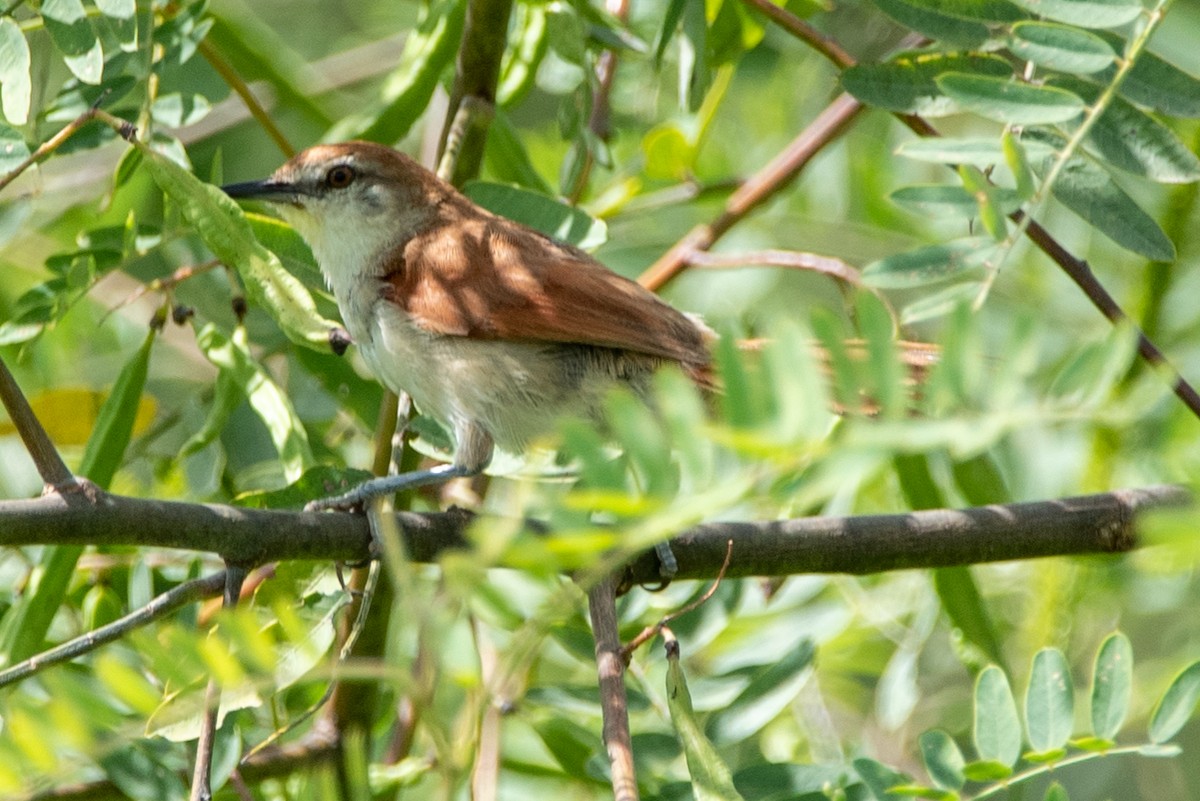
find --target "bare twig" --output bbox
[588,574,639,801]
[0,572,226,689]
[198,40,294,158]
[0,356,75,490]
[566,0,629,202]
[682,249,863,285]
[738,0,855,68]
[639,93,865,292]
[621,541,734,660]
[189,566,249,801]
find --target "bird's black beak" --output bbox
[221,179,298,203]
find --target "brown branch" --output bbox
[738,0,855,68]
[198,40,294,158]
[588,574,639,801]
[682,249,862,285]
[0,485,1183,584]
[0,572,226,689]
[639,93,865,291]
[0,356,75,489]
[189,567,249,801]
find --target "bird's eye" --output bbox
[325,165,356,189]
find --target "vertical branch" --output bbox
[189,565,249,801]
[437,0,516,184]
[588,575,639,801]
[566,0,630,203]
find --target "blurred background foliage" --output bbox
[2,0,1200,798]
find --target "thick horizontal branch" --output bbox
[0,485,1186,581]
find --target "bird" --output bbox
[222,141,715,541]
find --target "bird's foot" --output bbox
[304,464,474,513]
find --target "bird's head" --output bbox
[222,142,445,275]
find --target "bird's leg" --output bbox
[653,542,678,580]
[305,462,480,512]
[306,424,495,513]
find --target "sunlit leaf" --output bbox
[1149,660,1200,743]
[974,666,1021,766]
[667,641,747,800]
[1091,632,1133,740]
[1047,155,1175,260]
[42,0,103,84]
[463,181,607,249]
[872,0,989,46]
[920,730,966,790]
[864,238,998,288]
[0,19,32,125]
[843,54,1011,117]
[1009,22,1115,73]
[1025,648,1074,752]
[937,73,1085,124]
[1008,0,1141,28]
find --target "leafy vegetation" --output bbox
[1,0,1200,799]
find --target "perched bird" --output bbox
[223,141,714,521]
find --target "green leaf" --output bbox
[1008,0,1141,28]
[843,54,1011,117]
[1003,130,1037,199]
[1148,660,1200,743]
[642,123,695,181]
[706,640,815,744]
[1025,648,1075,752]
[897,136,1058,167]
[1008,22,1115,73]
[41,0,103,85]
[498,2,548,106]
[666,642,747,801]
[1091,632,1133,740]
[136,140,340,351]
[95,0,138,52]
[196,325,314,483]
[79,329,156,488]
[463,181,607,250]
[961,759,1012,781]
[891,184,1020,218]
[936,73,1085,124]
[887,0,1026,22]
[872,0,989,46]
[854,757,910,800]
[327,0,466,141]
[1061,79,1200,183]
[919,730,966,790]
[974,666,1021,766]
[886,784,958,800]
[0,18,32,125]
[957,165,1008,240]
[679,0,710,110]
[95,0,136,17]
[1047,155,1176,261]
[1044,781,1069,801]
[150,93,213,127]
[864,238,998,288]
[935,568,1005,667]
[0,122,30,173]
[1098,38,1200,117]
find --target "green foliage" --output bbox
[1,0,1200,799]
